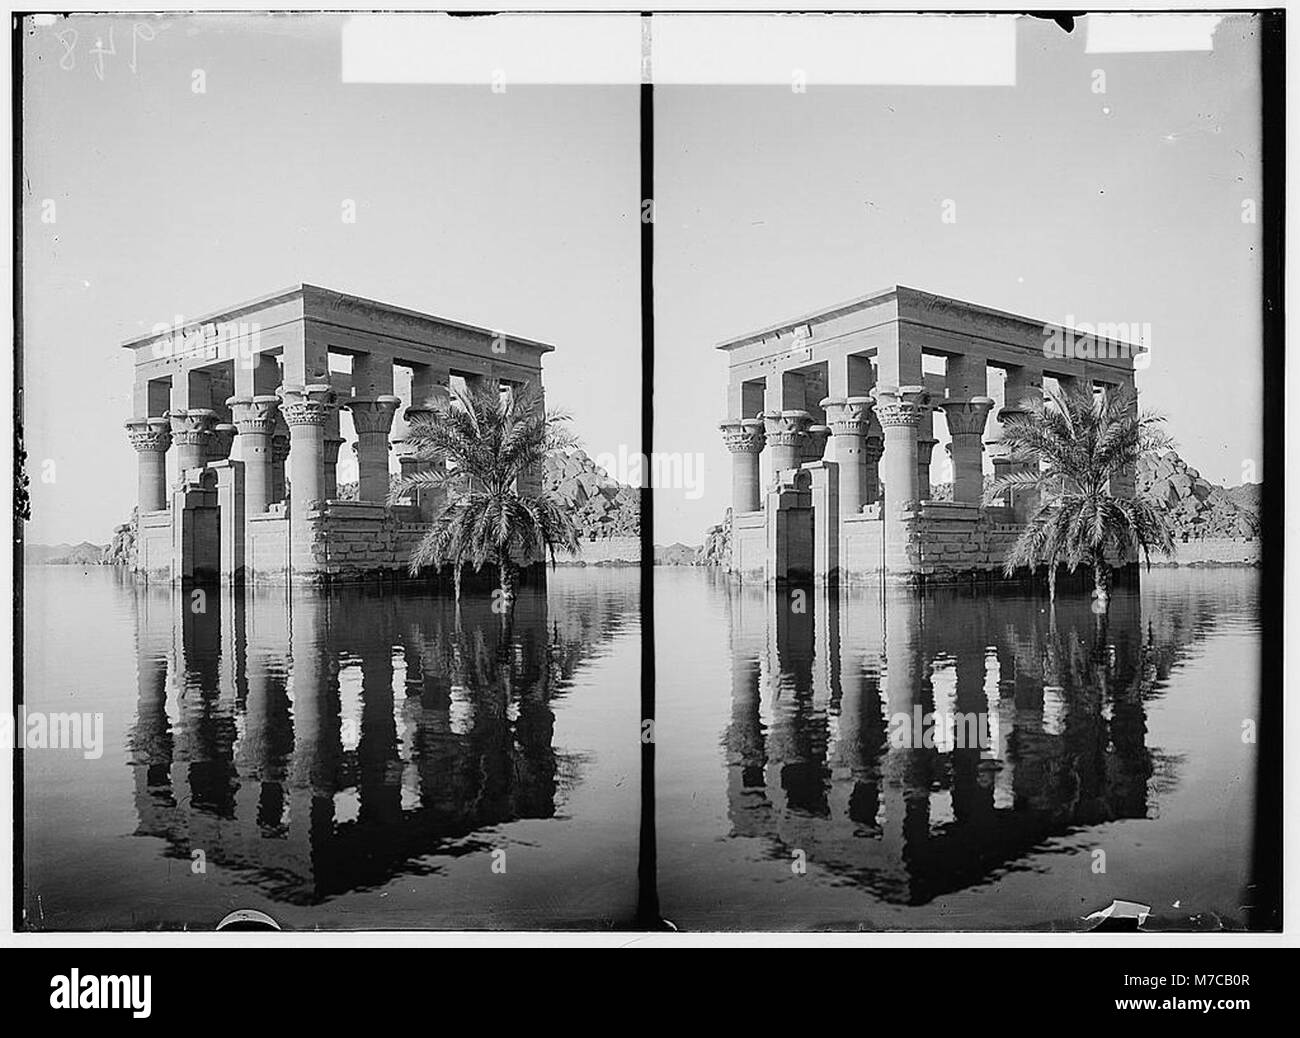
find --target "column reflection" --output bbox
[721,583,1181,905]
[128,580,631,907]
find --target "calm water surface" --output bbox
[23,565,1261,931]
[657,567,1260,931]
[23,566,640,930]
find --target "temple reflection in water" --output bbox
[128,580,635,908]
[721,582,1200,907]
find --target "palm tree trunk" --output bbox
[1047,564,1057,603]
[1093,557,1111,610]
[497,554,517,607]
[453,561,462,602]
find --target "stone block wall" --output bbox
[246,513,290,583]
[730,510,767,582]
[840,515,884,581]
[734,495,1140,587]
[137,509,173,582]
[142,494,629,590]
[901,504,1026,585]
[285,502,432,585]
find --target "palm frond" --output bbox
[997,380,1175,582]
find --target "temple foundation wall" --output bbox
[729,481,1136,587]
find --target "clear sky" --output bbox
[653,13,1265,545]
[21,13,640,544]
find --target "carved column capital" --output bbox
[761,409,813,447]
[872,385,928,428]
[719,417,766,454]
[270,434,291,464]
[278,383,338,427]
[917,438,938,465]
[939,396,996,436]
[819,395,874,437]
[227,394,281,436]
[165,408,219,446]
[125,417,171,453]
[344,395,402,434]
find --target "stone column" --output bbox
[762,410,812,480]
[940,397,996,504]
[989,367,1042,521]
[166,408,218,480]
[125,417,172,513]
[227,395,280,516]
[270,424,290,506]
[278,384,337,517]
[1109,380,1139,500]
[915,391,936,500]
[874,384,927,515]
[344,396,401,504]
[323,438,344,500]
[916,437,937,500]
[820,396,874,519]
[864,417,884,505]
[323,396,343,501]
[986,424,1037,521]
[208,423,237,463]
[720,418,766,514]
[391,435,420,504]
[400,406,446,517]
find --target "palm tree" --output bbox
[390,381,581,607]
[983,383,1175,611]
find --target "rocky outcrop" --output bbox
[1136,450,1260,541]
[654,542,702,566]
[543,450,640,539]
[699,511,731,567]
[102,509,137,567]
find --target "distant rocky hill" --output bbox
[654,542,702,566]
[25,541,108,566]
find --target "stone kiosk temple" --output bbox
[718,286,1143,585]
[124,285,552,585]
